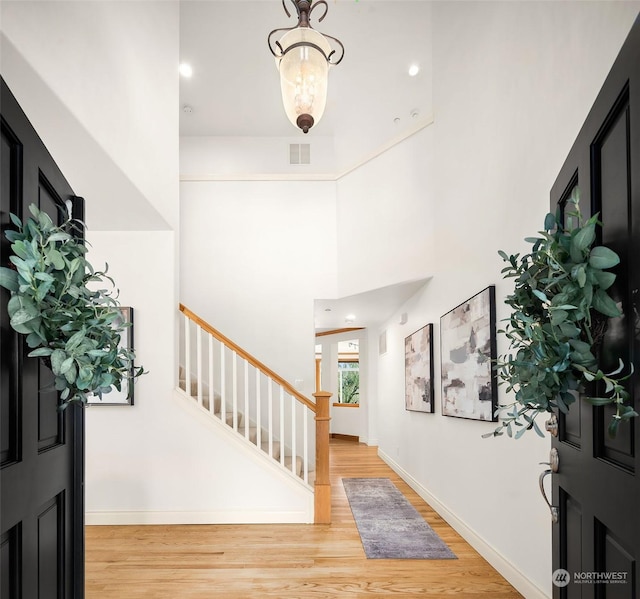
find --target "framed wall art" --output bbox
[405,323,434,413]
[87,306,135,406]
[440,286,497,421]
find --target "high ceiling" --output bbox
[179,0,433,170]
[179,0,434,329]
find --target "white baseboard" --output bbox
[378,449,550,599]
[85,390,315,527]
[86,509,312,526]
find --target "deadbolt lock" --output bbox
[545,414,559,437]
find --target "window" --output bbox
[338,360,359,404]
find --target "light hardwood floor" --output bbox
[86,440,522,598]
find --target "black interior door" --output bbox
[1,79,84,598]
[550,16,640,599]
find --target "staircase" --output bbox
[177,304,331,523]
[177,371,305,479]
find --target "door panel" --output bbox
[37,493,64,599]
[594,519,636,597]
[0,525,21,599]
[558,180,584,451]
[1,117,21,471]
[550,16,640,599]
[594,88,634,470]
[561,490,584,598]
[0,78,84,598]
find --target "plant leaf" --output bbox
[594,270,616,290]
[592,289,622,318]
[50,349,67,374]
[621,409,639,421]
[572,223,596,252]
[0,266,19,292]
[589,246,620,270]
[585,396,613,406]
[532,289,548,302]
[544,213,556,231]
[27,347,53,358]
[532,419,545,437]
[11,307,39,326]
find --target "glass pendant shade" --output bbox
[276,27,332,133]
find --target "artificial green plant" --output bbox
[0,204,145,407]
[487,197,636,439]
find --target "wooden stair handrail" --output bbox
[179,304,317,413]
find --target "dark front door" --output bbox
[550,16,640,599]
[1,79,84,598]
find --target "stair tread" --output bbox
[214,411,244,427]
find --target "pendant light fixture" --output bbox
[268,0,345,134]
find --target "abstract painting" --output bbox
[440,287,497,421]
[405,323,434,413]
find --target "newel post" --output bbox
[313,391,332,524]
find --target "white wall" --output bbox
[84,232,312,523]
[336,3,640,598]
[180,179,338,399]
[181,136,337,178]
[336,126,436,297]
[0,0,179,231]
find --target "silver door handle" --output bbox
[540,447,559,473]
[539,469,559,523]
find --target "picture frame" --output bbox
[440,286,497,421]
[404,323,434,413]
[87,306,135,406]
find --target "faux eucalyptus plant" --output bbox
[486,201,637,439]
[0,204,145,407]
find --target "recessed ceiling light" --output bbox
[345,314,356,323]
[408,64,420,77]
[179,63,193,78]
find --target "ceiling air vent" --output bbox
[289,143,311,165]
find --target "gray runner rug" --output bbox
[342,477,457,560]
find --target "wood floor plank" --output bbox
[86,440,523,598]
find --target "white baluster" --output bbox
[196,326,203,407]
[208,335,214,415]
[279,386,285,466]
[184,315,191,397]
[256,369,262,450]
[232,352,238,431]
[220,342,226,425]
[244,360,249,439]
[303,406,308,484]
[291,395,296,476]
[268,381,273,458]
